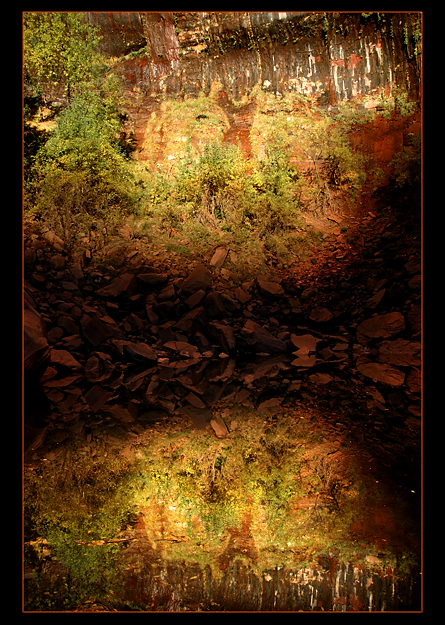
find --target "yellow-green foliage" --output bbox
[141,95,230,172]
[24,13,140,247]
[174,140,254,227]
[391,133,421,189]
[25,407,416,610]
[250,90,366,212]
[23,12,105,99]
[248,131,300,234]
[28,86,140,246]
[140,90,366,241]
[24,453,135,610]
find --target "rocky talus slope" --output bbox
[24,193,420,487]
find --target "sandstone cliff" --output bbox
[85,12,421,103]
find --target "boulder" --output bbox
[85,352,115,383]
[202,383,224,406]
[257,279,284,297]
[257,397,282,412]
[210,417,229,437]
[158,324,175,343]
[404,260,421,274]
[24,248,36,266]
[41,229,64,251]
[234,287,251,304]
[406,367,421,393]
[290,334,317,352]
[309,308,334,323]
[319,346,334,360]
[356,312,405,342]
[49,254,66,270]
[203,292,227,318]
[163,340,201,358]
[31,273,45,289]
[145,304,160,324]
[205,357,236,382]
[194,331,211,351]
[301,286,318,301]
[157,283,176,301]
[47,327,64,343]
[96,273,138,297]
[333,343,349,352]
[234,387,251,404]
[60,281,81,294]
[181,264,212,294]
[207,321,236,353]
[356,360,405,386]
[240,319,286,354]
[408,275,421,291]
[185,392,207,409]
[49,349,82,371]
[174,307,207,334]
[366,289,386,309]
[182,405,213,430]
[24,305,50,373]
[378,338,421,367]
[57,315,80,336]
[84,384,115,412]
[82,315,115,347]
[238,354,286,385]
[126,313,144,331]
[137,272,169,286]
[185,289,206,309]
[42,372,82,388]
[69,261,84,280]
[309,372,334,384]
[290,354,316,367]
[123,342,158,361]
[53,388,82,415]
[210,246,228,268]
[105,404,135,422]
[219,292,240,313]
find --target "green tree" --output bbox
[31,86,138,245]
[37,81,124,176]
[24,13,140,246]
[23,12,105,102]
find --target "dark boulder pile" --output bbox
[23,212,421,464]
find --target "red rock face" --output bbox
[348,111,421,189]
[83,12,421,171]
[85,12,146,57]
[86,12,421,103]
[350,116,404,165]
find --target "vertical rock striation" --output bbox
[86,12,421,103]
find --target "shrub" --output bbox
[24,13,141,247]
[24,123,50,187]
[140,95,229,171]
[250,132,300,234]
[391,133,421,189]
[30,87,139,247]
[250,91,365,216]
[174,140,253,228]
[146,172,175,207]
[394,92,418,117]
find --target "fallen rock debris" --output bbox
[23,213,421,456]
